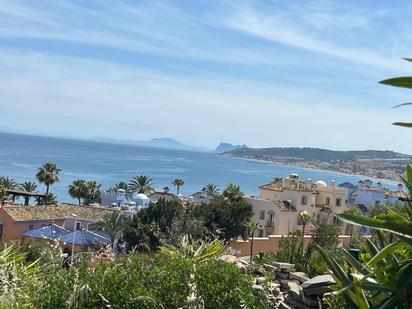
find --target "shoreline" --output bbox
[223,154,401,185]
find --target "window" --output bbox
[325,197,330,205]
[75,222,82,230]
[259,210,265,220]
[333,216,343,226]
[28,224,34,230]
[267,213,274,227]
[336,198,341,206]
[258,230,264,237]
[0,224,3,240]
[301,195,308,205]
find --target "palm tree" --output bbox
[84,180,102,205]
[299,210,312,236]
[203,184,220,196]
[108,181,132,199]
[245,221,260,263]
[90,212,126,248]
[172,179,185,195]
[44,193,58,205]
[68,179,87,205]
[0,176,18,205]
[222,183,243,203]
[18,181,38,205]
[298,210,312,253]
[128,175,154,194]
[36,163,61,195]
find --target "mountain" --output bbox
[92,136,209,152]
[224,147,412,161]
[215,143,248,153]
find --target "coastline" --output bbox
[222,154,401,185]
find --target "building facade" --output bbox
[245,174,348,237]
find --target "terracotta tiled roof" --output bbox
[1,204,118,222]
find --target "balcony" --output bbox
[265,220,274,227]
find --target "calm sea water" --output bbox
[0,132,398,203]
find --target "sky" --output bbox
[0,0,411,153]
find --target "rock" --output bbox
[272,262,294,269]
[263,263,277,271]
[235,262,247,273]
[254,265,267,276]
[237,259,250,266]
[252,284,265,293]
[277,272,289,280]
[278,301,293,309]
[303,286,333,296]
[280,279,299,288]
[290,272,309,283]
[255,276,266,285]
[267,282,281,291]
[301,274,336,290]
[284,281,302,299]
[218,255,238,263]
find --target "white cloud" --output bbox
[0,50,408,153]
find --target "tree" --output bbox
[222,183,243,203]
[245,221,260,263]
[107,181,132,199]
[84,181,102,205]
[299,210,312,236]
[36,163,61,195]
[195,194,253,241]
[44,193,58,205]
[19,181,38,205]
[203,184,219,196]
[312,223,340,250]
[0,176,18,204]
[68,179,87,205]
[90,212,126,247]
[172,179,184,195]
[128,175,154,194]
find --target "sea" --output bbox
[0,132,399,203]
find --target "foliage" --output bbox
[222,183,243,203]
[36,162,61,195]
[379,57,412,127]
[0,176,18,204]
[83,180,102,204]
[312,223,340,250]
[90,212,126,247]
[172,178,184,195]
[68,179,87,205]
[18,181,38,205]
[203,183,220,195]
[107,181,133,199]
[129,175,154,194]
[44,193,58,205]
[317,164,412,308]
[194,193,253,241]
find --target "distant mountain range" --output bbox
[214,143,248,153]
[224,147,412,161]
[92,137,210,152]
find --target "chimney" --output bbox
[397,183,404,192]
[376,182,382,191]
[164,186,170,193]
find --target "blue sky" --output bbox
[0,0,411,153]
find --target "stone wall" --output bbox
[229,235,354,257]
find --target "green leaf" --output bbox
[402,57,412,63]
[393,122,412,128]
[366,241,408,268]
[393,102,412,108]
[316,245,350,285]
[379,76,412,89]
[342,249,370,275]
[378,295,399,309]
[336,213,412,239]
